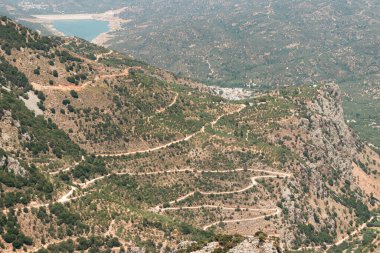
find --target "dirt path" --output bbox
[292,216,377,252]
[57,186,78,204]
[2,102,277,239]
[204,57,216,78]
[22,186,78,210]
[124,168,288,177]
[31,81,88,92]
[49,162,80,176]
[156,92,179,113]
[328,216,375,249]
[79,175,107,188]
[95,128,203,158]
[2,164,289,249]
[28,236,80,253]
[0,186,81,215]
[73,167,289,232]
[203,208,281,230]
[80,167,289,188]
[160,205,278,212]
[149,169,290,230]
[97,104,246,157]
[152,204,279,230]
[31,67,138,92]
[96,50,113,61]
[105,219,116,237]
[20,165,372,252]
[48,155,85,176]
[151,169,290,207]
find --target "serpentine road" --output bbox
[150,169,290,230]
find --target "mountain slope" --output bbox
[2,0,380,151]
[0,17,379,252]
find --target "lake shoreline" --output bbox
[18,7,131,45]
[52,19,110,42]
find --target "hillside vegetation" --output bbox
[2,0,380,150]
[0,17,379,252]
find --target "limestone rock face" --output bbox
[128,247,145,253]
[192,242,220,253]
[307,84,358,176]
[7,156,29,177]
[0,152,29,177]
[264,84,366,247]
[228,237,278,253]
[0,154,6,168]
[175,241,197,252]
[185,238,278,253]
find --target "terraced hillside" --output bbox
[0,17,379,252]
[3,0,380,157]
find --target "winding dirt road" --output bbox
[57,186,78,204]
[49,161,81,175]
[203,208,281,230]
[96,127,204,158]
[0,186,80,215]
[149,169,290,230]
[95,50,113,61]
[31,67,139,92]
[292,216,377,252]
[73,167,289,232]
[156,92,179,113]
[2,103,283,241]
[96,104,246,157]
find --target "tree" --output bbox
[36,249,49,253]
[12,238,23,249]
[37,91,46,101]
[70,90,79,99]
[67,76,76,84]
[2,233,16,243]
[255,231,267,243]
[67,105,75,113]
[62,99,71,106]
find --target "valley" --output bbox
[0,12,379,253]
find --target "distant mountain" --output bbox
[0,16,379,252]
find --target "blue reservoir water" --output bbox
[52,19,109,42]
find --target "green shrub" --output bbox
[0,56,31,91]
[0,90,83,159]
[70,90,79,98]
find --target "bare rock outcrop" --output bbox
[228,237,278,253]
[0,151,29,177]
